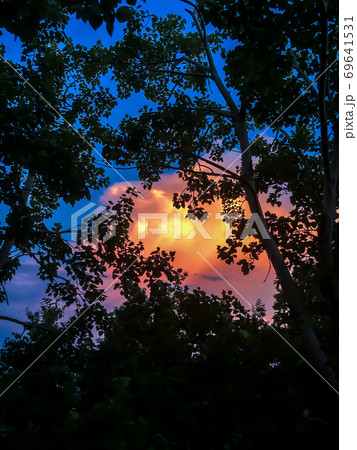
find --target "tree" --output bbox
[0,0,151,307]
[0,275,338,449]
[0,28,108,316]
[0,0,141,40]
[96,0,338,388]
[0,1,338,445]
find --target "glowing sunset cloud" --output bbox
[99,170,291,315]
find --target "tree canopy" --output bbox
[0,0,338,448]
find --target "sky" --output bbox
[0,0,284,342]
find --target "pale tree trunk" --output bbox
[0,171,34,272]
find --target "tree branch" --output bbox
[150,68,212,79]
[193,107,234,118]
[0,315,56,335]
[146,56,209,73]
[184,6,239,117]
[287,48,319,102]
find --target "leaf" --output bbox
[106,19,114,36]
[116,5,133,23]
[90,0,102,15]
[88,13,103,30]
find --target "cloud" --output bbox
[193,273,222,282]
[99,170,291,314]
[1,164,290,341]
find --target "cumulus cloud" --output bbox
[99,171,290,314]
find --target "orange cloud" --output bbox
[99,171,292,315]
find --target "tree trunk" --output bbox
[318,171,338,312]
[234,117,338,390]
[316,0,339,312]
[183,3,338,389]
